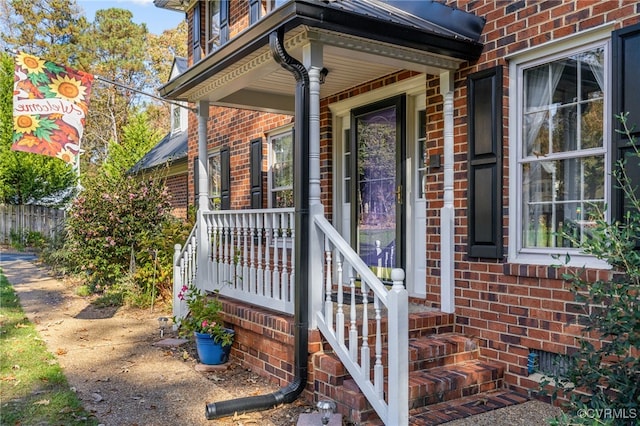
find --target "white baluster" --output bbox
[281,212,289,303]
[256,213,264,296]
[361,281,370,382]
[349,277,358,362]
[249,213,256,294]
[272,212,280,299]
[374,293,383,399]
[336,273,344,344]
[324,246,332,327]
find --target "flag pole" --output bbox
[94,75,196,112]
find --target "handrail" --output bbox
[313,214,408,425]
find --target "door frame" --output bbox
[350,95,406,281]
[329,75,427,297]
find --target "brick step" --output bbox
[408,389,530,425]
[408,359,504,409]
[408,333,479,372]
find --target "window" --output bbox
[208,152,221,210]
[510,36,609,266]
[206,0,220,54]
[268,129,293,208]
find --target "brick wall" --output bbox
[165,172,189,220]
[421,0,640,393]
[187,106,293,209]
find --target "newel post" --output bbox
[387,268,408,425]
[173,243,183,329]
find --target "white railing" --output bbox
[173,222,198,323]
[313,215,409,426]
[174,209,408,424]
[203,208,295,314]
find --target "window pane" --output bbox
[209,154,221,210]
[207,0,220,53]
[523,110,549,157]
[581,99,603,149]
[552,105,577,153]
[552,60,576,106]
[522,155,604,248]
[270,131,293,207]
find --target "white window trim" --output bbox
[508,30,612,269]
[267,126,294,208]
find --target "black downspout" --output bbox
[205,27,310,420]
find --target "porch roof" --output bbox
[156,0,484,114]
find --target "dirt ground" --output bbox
[1,252,315,426]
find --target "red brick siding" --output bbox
[187,106,293,209]
[165,173,189,220]
[423,0,640,393]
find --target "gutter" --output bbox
[205,27,310,420]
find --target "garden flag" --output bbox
[12,52,94,163]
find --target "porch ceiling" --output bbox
[158,0,484,114]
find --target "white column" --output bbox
[303,42,324,328]
[440,72,455,314]
[197,100,210,289]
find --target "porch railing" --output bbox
[173,209,408,424]
[173,221,198,322]
[202,209,295,314]
[313,214,408,425]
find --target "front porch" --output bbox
[159,2,494,423]
[172,207,519,424]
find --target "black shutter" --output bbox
[249,0,260,24]
[250,138,263,208]
[220,147,231,210]
[220,0,229,45]
[467,66,503,258]
[612,23,640,222]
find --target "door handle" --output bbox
[396,185,402,205]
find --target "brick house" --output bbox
[154,1,640,424]
[131,57,189,220]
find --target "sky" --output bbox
[77,0,185,35]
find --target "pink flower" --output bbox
[202,320,209,327]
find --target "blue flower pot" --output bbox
[194,331,233,365]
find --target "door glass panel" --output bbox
[356,106,397,281]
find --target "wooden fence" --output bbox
[0,204,66,244]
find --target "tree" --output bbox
[102,109,163,178]
[78,8,151,171]
[0,0,89,67]
[0,52,76,206]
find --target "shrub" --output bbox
[64,172,173,293]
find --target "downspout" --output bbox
[205,27,310,420]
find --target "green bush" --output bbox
[64,172,173,293]
[545,113,640,424]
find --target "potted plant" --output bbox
[176,284,234,365]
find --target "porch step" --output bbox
[408,389,530,425]
[313,326,509,425]
[408,333,478,371]
[408,359,504,408]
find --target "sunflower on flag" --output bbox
[12,52,94,164]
